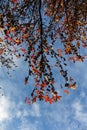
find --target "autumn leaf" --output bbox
[9,37,13,42]
[32,97,36,103]
[57,95,62,101]
[5,23,10,27]
[49,98,53,104]
[20,48,27,53]
[43,48,49,53]
[55,15,60,22]
[76,42,80,48]
[0,38,3,42]
[12,0,18,4]
[41,83,47,88]
[65,46,71,54]
[22,34,28,39]
[75,56,84,62]
[10,27,16,31]
[51,91,57,96]
[0,49,4,54]
[50,80,55,85]
[52,95,62,102]
[36,29,40,33]
[16,53,21,58]
[82,43,87,48]
[64,90,70,94]
[68,56,75,62]
[34,77,39,82]
[1,0,87,105]
[25,97,30,105]
[24,77,28,85]
[44,95,49,102]
[69,82,77,89]
[14,39,20,45]
[57,49,63,57]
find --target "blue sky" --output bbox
[0,11,87,130]
[0,43,87,130]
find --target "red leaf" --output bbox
[68,56,75,62]
[0,49,4,54]
[64,90,70,94]
[24,77,28,85]
[41,83,47,88]
[49,98,53,104]
[20,48,27,53]
[12,0,18,4]
[25,97,30,105]
[44,96,49,102]
[82,43,87,48]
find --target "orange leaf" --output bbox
[22,34,28,38]
[76,42,80,48]
[41,83,47,88]
[36,29,40,33]
[69,82,77,89]
[14,39,20,45]
[49,98,53,104]
[64,90,70,94]
[43,48,48,53]
[10,27,16,31]
[65,46,71,54]
[5,23,10,27]
[45,96,49,102]
[20,48,27,53]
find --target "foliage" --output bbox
[0,0,87,104]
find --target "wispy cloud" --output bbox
[72,100,87,125]
[18,118,38,130]
[0,96,11,122]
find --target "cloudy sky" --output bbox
[0,11,87,130]
[0,46,87,130]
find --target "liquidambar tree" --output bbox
[0,0,87,104]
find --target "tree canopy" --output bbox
[0,0,87,104]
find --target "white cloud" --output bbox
[29,103,41,117]
[0,95,41,130]
[0,96,11,122]
[72,100,87,125]
[16,103,41,119]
